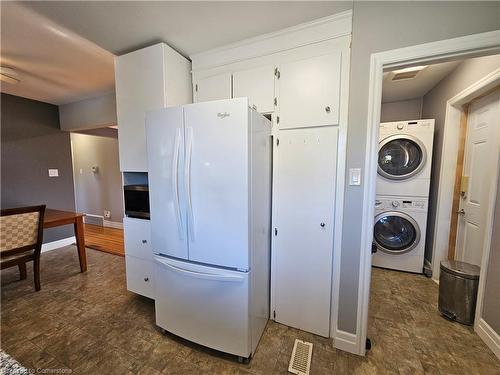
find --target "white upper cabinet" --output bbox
[194,72,232,103]
[277,52,341,129]
[115,43,191,172]
[233,66,275,113]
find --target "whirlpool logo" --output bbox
[217,112,230,119]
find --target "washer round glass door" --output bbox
[378,135,426,180]
[374,212,420,254]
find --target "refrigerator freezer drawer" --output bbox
[154,256,251,357]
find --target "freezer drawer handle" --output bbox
[156,258,244,283]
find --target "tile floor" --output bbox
[1,246,499,374]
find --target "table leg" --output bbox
[74,217,87,272]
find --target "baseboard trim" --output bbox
[334,329,358,354]
[103,220,123,229]
[42,236,76,253]
[476,318,500,360]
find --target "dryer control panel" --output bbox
[375,197,428,211]
[379,119,435,133]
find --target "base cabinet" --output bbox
[125,255,154,299]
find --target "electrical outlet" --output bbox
[104,210,111,219]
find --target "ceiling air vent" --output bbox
[390,65,427,81]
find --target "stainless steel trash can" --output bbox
[438,260,480,325]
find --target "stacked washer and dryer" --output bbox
[373,119,435,274]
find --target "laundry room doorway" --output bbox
[356,30,500,366]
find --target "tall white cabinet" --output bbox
[190,12,351,341]
[116,43,192,172]
[115,43,192,299]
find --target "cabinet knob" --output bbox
[142,239,147,244]
[320,222,326,228]
[325,106,331,113]
[144,277,149,282]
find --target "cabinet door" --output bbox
[277,52,341,129]
[125,256,154,299]
[194,73,232,103]
[123,217,152,260]
[272,127,338,337]
[233,66,275,113]
[115,44,165,172]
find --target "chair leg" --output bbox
[33,257,41,291]
[18,262,27,280]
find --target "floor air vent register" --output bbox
[288,339,313,375]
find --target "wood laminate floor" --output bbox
[1,247,499,374]
[84,224,124,257]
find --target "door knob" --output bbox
[142,239,148,244]
[325,106,331,113]
[144,277,149,282]
[320,222,326,228]
[456,209,465,215]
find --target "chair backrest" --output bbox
[0,205,46,254]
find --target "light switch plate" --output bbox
[48,169,59,177]
[349,168,361,186]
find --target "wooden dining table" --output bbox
[43,209,87,272]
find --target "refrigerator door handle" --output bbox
[185,126,195,240]
[155,256,244,282]
[172,128,183,239]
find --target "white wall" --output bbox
[339,1,500,335]
[59,92,117,131]
[71,129,123,223]
[380,98,422,123]
[422,54,500,265]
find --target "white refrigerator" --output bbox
[146,98,272,360]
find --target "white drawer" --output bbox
[125,256,154,299]
[124,217,152,260]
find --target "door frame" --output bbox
[357,30,500,356]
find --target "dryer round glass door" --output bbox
[378,135,427,180]
[373,212,421,254]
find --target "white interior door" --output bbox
[277,52,341,129]
[183,98,249,270]
[146,107,188,259]
[233,65,275,113]
[194,72,232,103]
[456,90,500,266]
[272,126,338,337]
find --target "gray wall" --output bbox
[1,93,76,243]
[380,98,422,122]
[59,92,117,131]
[71,130,123,223]
[483,163,500,334]
[422,54,500,264]
[339,1,500,334]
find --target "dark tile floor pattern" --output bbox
[1,247,499,374]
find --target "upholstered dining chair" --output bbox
[0,205,45,291]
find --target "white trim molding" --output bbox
[42,236,76,253]
[476,319,500,360]
[358,30,500,356]
[190,10,352,71]
[334,330,358,354]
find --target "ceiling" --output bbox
[0,2,115,105]
[382,61,461,103]
[1,1,352,105]
[21,1,353,57]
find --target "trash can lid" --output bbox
[440,260,480,280]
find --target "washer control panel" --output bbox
[375,198,427,211]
